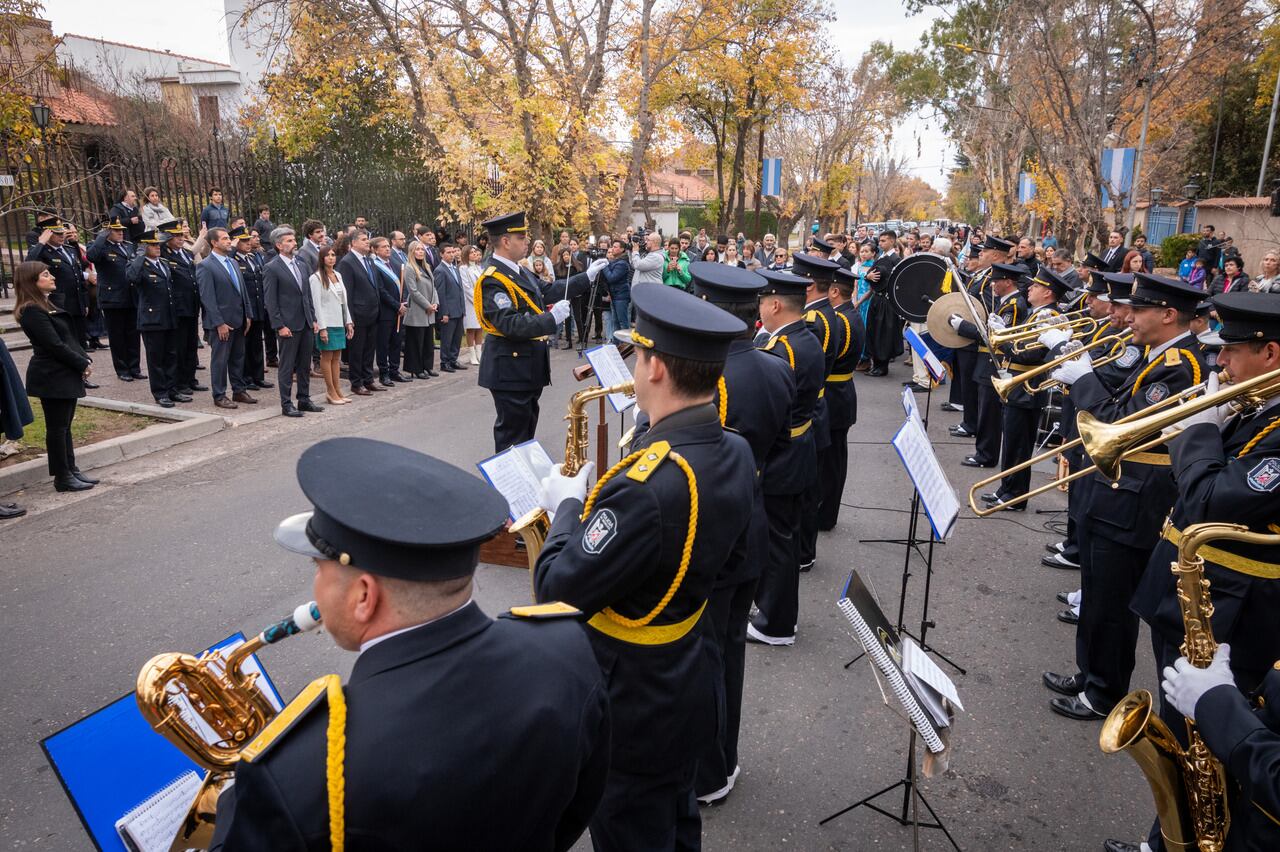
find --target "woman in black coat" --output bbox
[13,261,97,492]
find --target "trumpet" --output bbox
[990,330,1133,401]
[988,311,1101,353]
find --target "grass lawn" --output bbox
[1,405,157,469]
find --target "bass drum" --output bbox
[888,253,952,323]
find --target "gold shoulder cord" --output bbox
[475,267,544,336]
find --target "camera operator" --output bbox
[630,231,664,288]
[602,238,632,338]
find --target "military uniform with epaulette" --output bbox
[954,262,1027,467]
[951,264,991,433]
[234,237,270,389]
[818,268,866,532]
[128,231,180,403]
[534,285,754,851]
[86,219,142,380]
[1048,274,1208,720]
[749,270,826,646]
[159,222,203,394]
[26,216,89,345]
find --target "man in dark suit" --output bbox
[263,226,324,417]
[389,230,409,277]
[197,227,255,409]
[87,217,143,382]
[1100,229,1126,272]
[336,230,383,396]
[297,219,326,274]
[128,230,184,407]
[370,236,410,385]
[109,188,146,242]
[235,228,273,392]
[421,229,441,270]
[209,438,610,852]
[434,243,467,372]
[27,216,90,357]
[159,220,206,396]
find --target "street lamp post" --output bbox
[30,98,51,136]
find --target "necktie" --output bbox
[224,256,241,293]
[290,258,304,290]
[365,257,375,284]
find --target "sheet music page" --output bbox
[901,386,924,432]
[901,638,963,728]
[903,326,947,383]
[513,440,555,483]
[891,418,961,539]
[584,345,635,413]
[214,638,284,712]
[114,770,202,852]
[477,443,546,521]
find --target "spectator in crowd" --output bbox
[532,255,554,285]
[662,237,692,290]
[474,232,488,258]
[197,227,255,409]
[760,233,778,261]
[263,226,322,416]
[1042,232,1059,250]
[369,236,409,386]
[336,229,381,396]
[353,215,372,236]
[678,232,695,264]
[434,243,466,371]
[742,240,763,270]
[767,247,789,270]
[631,232,665,290]
[852,241,876,366]
[553,247,583,349]
[1187,257,1209,290]
[735,231,746,255]
[692,230,712,259]
[722,242,745,268]
[1211,254,1250,295]
[1123,250,1146,276]
[199,188,230,231]
[460,245,484,366]
[1047,248,1082,290]
[403,241,439,379]
[1221,236,1239,268]
[14,261,95,492]
[1100,229,1126,271]
[601,238,631,338]
[252,205,275,246]
[700,245,719,263]
[715,233,729,260]
[298,220,327,272]
[918,233,934,253]
[309,244,354,404]
[1178,248,1197,280]
[109,189,146,242]
[140,187,175,231]
[419,229,440,269]
[1132,234,1154,272]
[0,332,34,518]
[1255,250,1280,292]
[1015,236,1039,275]
[1196,224,1222,272]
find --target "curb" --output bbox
[0,398,226,496]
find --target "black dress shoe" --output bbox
[1049,695,1104,720]
[169,392,193,403]
[0,503,26,519]
[83,379,100,389]
[867,367,887,376]
[155,397,175,408]
[940,402,963,412]
[189,383,209,392]
[983,495,1027,512]
[1102,841,1141,852]
[1058,608,1080,625]
[949,426,974,438]
[441,364,456,372]
[297,400,324,413]
[414,372,431,380]
[117,373,134,382]
[1042,671,1083,696]
[131,372,147,380]
[282,404,303,417]
[1046,541,1066,555]
[367,382,387,391]
[54,474,93,492]
[391,373,413,382]
[960,455,994,468]
[1056,591,1073,605]
[257,379,274,388]
[379,378,395,387]
[426,369,440,377]
[452,361,469,370]
[980,492,1000,503]
[1042,553,1081,570]
[71,468,99,485]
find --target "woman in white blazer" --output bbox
[308,244,355,404]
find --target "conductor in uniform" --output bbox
[209,437,611,851]
[474,211,608,451]
[534,284,756,851]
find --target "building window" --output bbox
[198,95,220,128]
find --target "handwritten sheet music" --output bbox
[114,771,202,852]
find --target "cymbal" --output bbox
[889,253,950,323]
[927,291,987,350]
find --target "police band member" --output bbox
[686,262,795,804]
[159,220,207,396]
[128,230,185,408]
[27,215,90,355]
[950,260,1027,468]
[533,283,755,850]
[949,235,1014,440]
[980,267,1070,511]
[475,211,608,452]
[210,437,610,851]
[1041,273,1207,721]
[1105,292,1280,852]
[232,226,275,393]
[86,217,144,383]
[822,267,866,532]
[748,269,826,647]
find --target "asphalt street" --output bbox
[0,348,1155,851]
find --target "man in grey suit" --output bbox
[433,244,466,372]
[197,227,255,409]
[297,219,327,274]
[263,226,324,417]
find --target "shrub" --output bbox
[1159,232,1200,268]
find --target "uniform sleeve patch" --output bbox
[582,509,618,555]
[1117,346,1141,368]
[1247,458,1280,492]
[493,292,512,310]
[1145,382,1170,403]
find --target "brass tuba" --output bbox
[509,381,635,569]
[136,601,323,850]
[1100,522,1280,851]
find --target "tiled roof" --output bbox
[47,87,117,126]
[1195,196,1270,209]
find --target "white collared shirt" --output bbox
[357,596,474,657]
[1145,330,1192,363]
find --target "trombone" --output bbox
[990,330,1133,401]
[987,311,1101,353]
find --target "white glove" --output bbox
[586,258,609,282]
[540,462,595,511]
[948,313,964,331]
[1173,371,1227,432]
[1038,327,1072,352]
[550,300,572,323]
[986,314,1007,331]
[1162,644,1234,722]
[1050,351,1093,386]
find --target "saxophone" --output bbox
[1100,521,1280,852]
[509,381,635,570]
[136,602,323,850]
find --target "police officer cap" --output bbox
[274,438,508,580]
[1084,268,1111,295]
[228,225,251,241]
[983,235,1015,253]
[990,262,1029,282]
[1083,252,1109,271]
[1194,300,1214,319]
[615,283,746,361]
[1201,292,1280,345]
[1115,272,1202,312]
[137,229,162,244]
[36,214,65,233]
[106,216,127,231]
[756,268,810,297]
[158,219,184,236]
[480,211,528,237]
[690,261,763,304]
[790,252,841,283]
[1104,272,1135,303]
[811,236,836,254]
[1026,267,1072,300]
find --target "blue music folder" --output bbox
[40,633,283,851]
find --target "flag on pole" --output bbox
[979,197,988,216]
[761,158,782,197]
[1018,172,1036,205]
[1099,148,1136,209]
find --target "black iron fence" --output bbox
[1,127,442,281]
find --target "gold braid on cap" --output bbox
[629,330,656,349]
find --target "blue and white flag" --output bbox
[1018,172,1036,205]
[761,158,782,197]
[978,197,988,216]
[1100,147,1136,209]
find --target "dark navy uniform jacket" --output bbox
[26,242,87,316]
[85,232,135,311]
[476,257,588,393]
[956,288,1019,383]
[1198,665,1280,850]
[998,300,1054,410]
[235,251,268,323]
[828,301,865,430]
[209,602,610,852]
[128,254,177,331]
[1070,332,1207,546]
[535,403,755,775]
[162,245,201,319]
[760,318,824,496]
[1134,407,1280,680]
[804,297,842,448]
